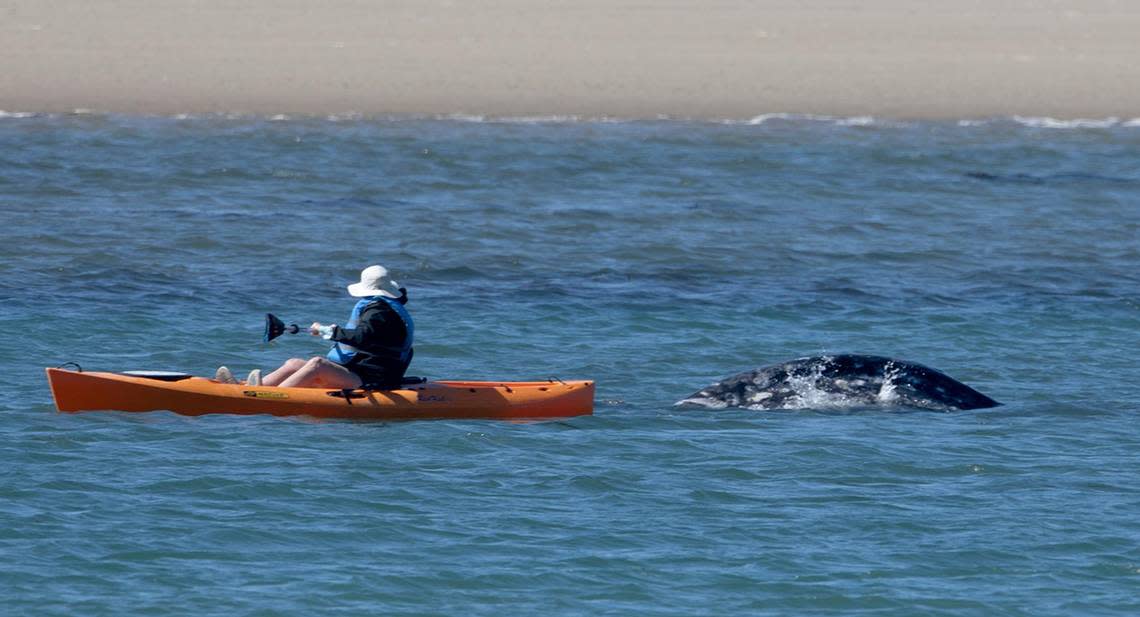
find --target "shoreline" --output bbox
[3,1,1139,120]
[3,110,1139,130]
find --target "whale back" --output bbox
[677,354,1000,411]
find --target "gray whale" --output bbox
[677,354,1000,411]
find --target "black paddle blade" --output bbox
[265,313,301,342]
[265,313,285,342]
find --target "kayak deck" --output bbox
[45,368,594,421]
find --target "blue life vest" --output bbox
[327,295,414,365]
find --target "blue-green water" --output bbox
[2,113,1139,615]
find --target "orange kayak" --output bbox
[45,368,594,421]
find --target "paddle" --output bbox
[265,289,407,342]
[265,313,339,342]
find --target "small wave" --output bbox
[743,113,796,125]
[438,113,625,124]
[740,113,886,127]
[1123,118,1140,128]
[443,113,487,123]
[501,114,617,124]
[326,112,364,122]
[1012,116,1120,129]
[0,111,36,119]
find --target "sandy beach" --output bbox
[2,0,1138,119]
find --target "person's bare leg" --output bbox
[261,357,308,387]
[278,357,363,389]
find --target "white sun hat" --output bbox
[347,265,400,298]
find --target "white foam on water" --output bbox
[834,116,876,127]
[768,381,851,410]
[436,113,624,124]
[734,114,1137,130]
[442,113,487,123]
[757,358,864,410]
[497,115,587,124]
[0,111,36,119]
[740,113,886,127]
[743,113,796,125]
[876,363,901,405]
[326,112,364,122]
[1012,116,1120,129]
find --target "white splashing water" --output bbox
[749,359,872,410]
[1012,116,1120,129]
[834,116,876,127]
[742,113,882,127]
[876,362,902,404]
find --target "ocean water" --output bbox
[2,112,1139,615]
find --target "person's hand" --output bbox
[310,323,336,339]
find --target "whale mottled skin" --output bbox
[677,354,1000,411]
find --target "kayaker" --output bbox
[224,265,414,389]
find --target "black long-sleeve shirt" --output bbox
[329,297,413,385]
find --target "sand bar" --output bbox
[2,1,1139,120]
